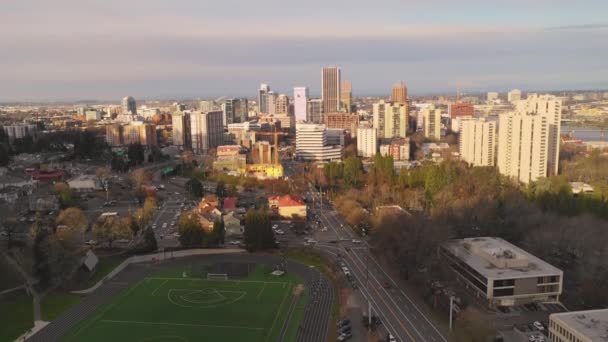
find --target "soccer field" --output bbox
[64,268,301,342]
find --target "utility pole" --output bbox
[449,296,455,331]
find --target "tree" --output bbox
[143,228,158,252]
[178,213,205,247]
[56,207,88,249]
[93,216,132,248]
[0,143,10,166]
[210,219,225,246]
[127,143,145,165]
[2,217,18,249]
[53,182,73,207]
[142,197,157,223]
[243,208,275,251]
[186,178,203,198]
[343,157,363,188]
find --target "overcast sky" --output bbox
[1,0,607,101]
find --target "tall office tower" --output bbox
[340,81,352,113]
[307,99,323,123]
[276,94,290,115]
[422,105,441,140]
[487,92,499,102]
[295,123,342,161]
[497,113,549,184]
[293,87,309,122]
[173,103,186,112]
[171,111,191,149]
[356,126,377,158]
[199,100,215,112]
[121,96,137,115]
[391,82,408,104]
[190,111,224,154]
[266,91,278,115]
[459,118,497,167]
[322,67,341,113]
[222,98,248,125]
[258,83,270,114]
[515,94,562,176]
[449,102,475,118]
[372,100,408,139]
[508,89,522,103]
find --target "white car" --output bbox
[229,240,241,245]
[320,227,328,232]
[152,224,157,229]
[341,267,350,276]
[308,239,317,244]
[388,333,397,342]
[351,239,362,244]
[533,321,544,331]
[275,229,284,235]
[172,232,181,238]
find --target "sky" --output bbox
[1,0,608,101]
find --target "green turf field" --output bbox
[63,266,302,342]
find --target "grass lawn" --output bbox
[63,265,305,342]
[0,291,33,342]
[0,254,25,291]
[42,292,83,321]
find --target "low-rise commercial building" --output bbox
[549,309,608,342]
[269,194,307,219]
[440,237,563,308]
[379,138,410,161]
[295,123,342,161]
[67,175,102,192]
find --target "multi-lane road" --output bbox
[308,189,447,342]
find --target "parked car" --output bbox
[382,281,391,289]
[533,321,544,331]
[387,333,397,342]
[336,318,350,328]
[351,239,362,244]
[337,331,352,341]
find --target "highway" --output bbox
[308,189,447,342]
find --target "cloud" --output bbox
[547,24,608,31]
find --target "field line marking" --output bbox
[101,319,264,331]
[257,282,267,300]
[66,279,147,341]
[265,284,292,342]
[151,279,168,296]
[146,277,288,285]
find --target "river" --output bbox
[561,125,608,142]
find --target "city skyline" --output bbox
[1,0,607,101]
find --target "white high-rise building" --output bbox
[356,126,377,158]
[459,118,497,167]
[422,105,441,140]
[507,89,522,103]
[295,123,342,161]
[372,100,408,139]
[121,96,137,115]
[172,111,191,148]
[190,111,224,154]
[266,91,278,115]
[515,94,562,176]
[294,87,309,122]
[487,92,499,102]
[497,113,549,184]
[258,84,270,114]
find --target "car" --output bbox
[340,224,344,228]
[172,232,181,238]
[351,239,362,244]
[85,239,97,246]
[382,281,391,288]
[272,224,279,229]
[533,321,544,331]
[308,239,317,244]
[320,227,328,232]
[162,223,168,228]
[387,333,397,342]
[338,325,351,335]
[341,267,350,276]
[336,318,350,328]
[170,222,175,227]
[275,229,284,235]
[152,224,157,229]
[337,331,352,341]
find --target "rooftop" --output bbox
[442,237,562,280]
[551,309,608,341]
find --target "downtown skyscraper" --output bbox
[293,87,309,122]
[391,82,408,105]
[322,67,341,113]
[258,83,270,114]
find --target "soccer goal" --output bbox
[206,273,229,280]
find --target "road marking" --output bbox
[257,282,266,300]
[151,279,168,296]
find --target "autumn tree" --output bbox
[53,182,73,207]
[178,213,205,247]
[93,216,132,248]
[56,207,88,249]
